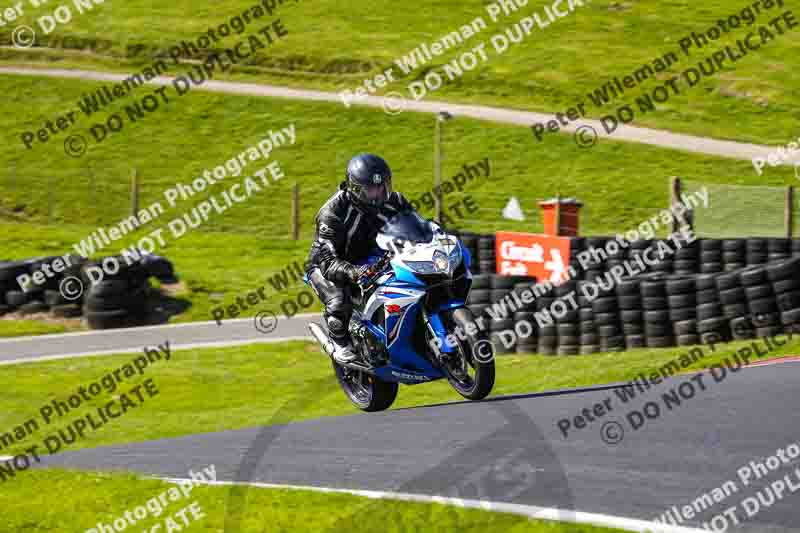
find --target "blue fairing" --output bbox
[427,311,457,353]
[306,239,471,385]
[393,263,425,286]
[375,298,443,382]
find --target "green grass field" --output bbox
[3,469,625,533]
[8,73,792,237]
[1,0,798,144]
[0,318,75,337]
[2,72,795,327]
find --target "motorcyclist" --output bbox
[306,153,414,363]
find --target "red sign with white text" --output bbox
[495,231,572,283]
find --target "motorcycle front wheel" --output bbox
[332,362,398,412]
[440,307,495,400]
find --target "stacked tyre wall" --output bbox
[457,232,800,354]
[0,256,85,319]
[0,255,176,329]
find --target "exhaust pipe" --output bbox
[308,322,335,357]
[308,322,374,373]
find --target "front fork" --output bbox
[420,305,460,364]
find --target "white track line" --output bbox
[160,477,704,533]
[745,355,800,367]
[0,313,322,344]
[0,335,313,366]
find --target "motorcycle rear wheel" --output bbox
[332,362,398,412]
[441,307,495,400]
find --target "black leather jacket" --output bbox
[306,184,413,284]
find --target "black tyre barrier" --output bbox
[86,309,131,329]
[467,289,490,304]
[0,253,177,328]
[44,289,67,307]
[0,261,28,283]
[471,234,800,356]
[19,301,48,315]
[470,274,491,289]
[84,288,147,312]
[5,290,29,308]
[467,303,489,318]
[51,304,82,318]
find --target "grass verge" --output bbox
[0,318,75,337]
[2,469,625,533]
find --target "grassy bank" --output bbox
[1,0,798,143]
[2,469,624,533]
[2,72,794,327]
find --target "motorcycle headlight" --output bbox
[433,250,449,272]
[448,243,462,267]
[405,260,438,274]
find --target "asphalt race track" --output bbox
[38,359,800,532]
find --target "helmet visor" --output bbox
[354,177,392,206]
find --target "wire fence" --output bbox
[3,160,696,240]
[682,179,798,238]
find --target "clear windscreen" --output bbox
[379,212,434,244]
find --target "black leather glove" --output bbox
[346,264,370,283]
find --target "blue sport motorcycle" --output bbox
[307,211,495,412]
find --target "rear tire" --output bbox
[332,362,398,412]
[441,307,495,400]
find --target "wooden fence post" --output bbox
[291,182,299,240]
[48,174,53,224]
[670,176,682,233]
[130,168,140,222]
[554,192,562,236]
[786,186,794,239]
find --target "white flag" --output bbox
[502,196,525,221]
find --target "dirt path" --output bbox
[3,66,798,167]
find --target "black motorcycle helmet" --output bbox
[345,153,392,208]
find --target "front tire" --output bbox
[441,307,495,400]
[332,362,398,412]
